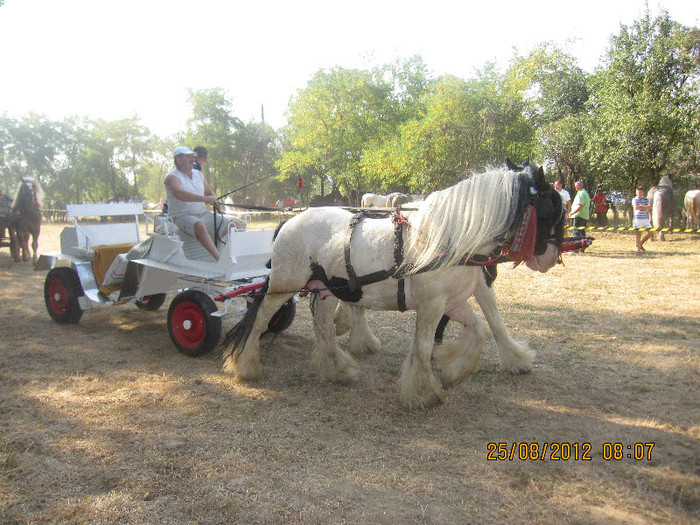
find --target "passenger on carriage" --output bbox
[164,146,242,261]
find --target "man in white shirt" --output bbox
[164,146,231,261]
[554,180,571,216]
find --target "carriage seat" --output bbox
[58,203,144,258]
[152,213,247,262]
[92,243,137,295]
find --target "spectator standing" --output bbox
[632,186,653,253]
[569,181,590,238]
[592,186,608,227]
[554,180,571,217]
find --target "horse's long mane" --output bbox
[404,167,529,274]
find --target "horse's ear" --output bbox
[506,159,519,171]
[534,166,549,191]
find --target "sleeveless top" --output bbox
[164,169,207,216]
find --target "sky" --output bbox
[0,0,698,137]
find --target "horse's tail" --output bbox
[222,278,269,364]
[222,221,288,370]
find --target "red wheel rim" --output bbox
[171,300,206,349]
[48,278,69,315]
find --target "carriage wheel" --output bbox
[167,290,221,357]
[267,299,296,333]
[135,293,167,311]
[44,267,84,324]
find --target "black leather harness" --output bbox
[344,210,409,311]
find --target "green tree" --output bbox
[0,113,62,190]
[281,64,404,203]
[367,67,535,193]
[184,88,242,195]
[587,10,700,193]
[229,121,281,203]
[508,43,591,187]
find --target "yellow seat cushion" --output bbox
[92,243,137,295]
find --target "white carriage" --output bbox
[36,203,295,356]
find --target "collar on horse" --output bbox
[343,206,538,311]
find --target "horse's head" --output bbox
[12,178,42,214]
[506,160,565,272]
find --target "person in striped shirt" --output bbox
[632,186,653,253]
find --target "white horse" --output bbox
[684,190,700,229]
[361,193,389,207]
[223,163,565,408]
[361,192,408,208]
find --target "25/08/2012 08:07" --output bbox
[486,442,655,461]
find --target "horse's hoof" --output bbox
[337,362,361,384]
[399,381,444,409]
[510,366,532,375]
[401,389,443,410]
[223,354,264,381]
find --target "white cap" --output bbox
[174,146,196,157]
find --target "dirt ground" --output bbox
[0,223,698,525]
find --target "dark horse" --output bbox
[8,178,43,264]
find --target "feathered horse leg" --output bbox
[333,301,352,336]
[334,302,382,355]
[399,296,446,409]
[8,224,20,262]
[433,301,485,388]
[310,295,361,383]
[347,305,382,355]
[474,277,534,374]
[30,221,40,264]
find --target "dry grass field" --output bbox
[1,222,698,524]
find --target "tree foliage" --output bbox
[508,43,592,187]
[587,10,700,193]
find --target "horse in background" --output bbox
[309,188,348,207]
[361,192,410,208]
[647,175,675,241]
[360,192,389,207]
[8,178,43,264]
[684,190,700,229]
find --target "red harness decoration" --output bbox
[502,205,537,265]
[393,210,410,227]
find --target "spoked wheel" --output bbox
[167,290,221,357]
[44,267,84,324]
[267,299,296,333]
[135,293,167,311]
